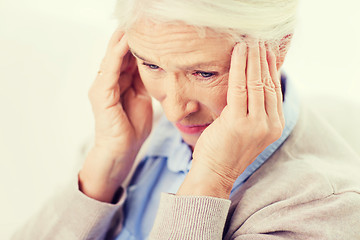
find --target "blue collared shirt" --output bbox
[116,73,300,240]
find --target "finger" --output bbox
[105,29,125,54]
[227,42,248,117]
[120,51,132,73]
[118,53,138,96]
[133,67,150,97]
[97,33,129,90]
[267,48,285,128]
[89,32,128,111]
[247,41,265,116]
[121,52,137,74]
[260,42,278,119]
[118,71,133,96]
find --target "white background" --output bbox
[0,0,359,238]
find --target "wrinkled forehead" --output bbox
[127,19,235,67]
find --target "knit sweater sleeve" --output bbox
[11,175,126,240]
[149,193,231,239]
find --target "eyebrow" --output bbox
[130,49,151,62]
[129,48,226,70]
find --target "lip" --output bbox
[175,122,210,134]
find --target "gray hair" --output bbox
[113,0,298,51]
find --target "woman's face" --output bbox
[127,20,236,148]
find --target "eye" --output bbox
[195,71,217,78]
[142,62,159,70]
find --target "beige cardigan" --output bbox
[12,105,360,240]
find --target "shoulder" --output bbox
[281,103,360,193]
[264,103,360,194]
[225,104,360,239]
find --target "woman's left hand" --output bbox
[178,41,285,198]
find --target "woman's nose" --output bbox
[161,75,199,123]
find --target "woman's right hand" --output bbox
[79,30,153,202]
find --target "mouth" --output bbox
[175,122,211,134]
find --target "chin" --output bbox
[180,132,201,150]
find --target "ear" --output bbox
[276,34,293,71]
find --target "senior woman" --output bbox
[13,0,360,239]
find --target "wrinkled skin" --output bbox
[80,19,288,201]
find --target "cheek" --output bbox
[200,76,229,116]
[137,66,164,100]
[207,86,228,116]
